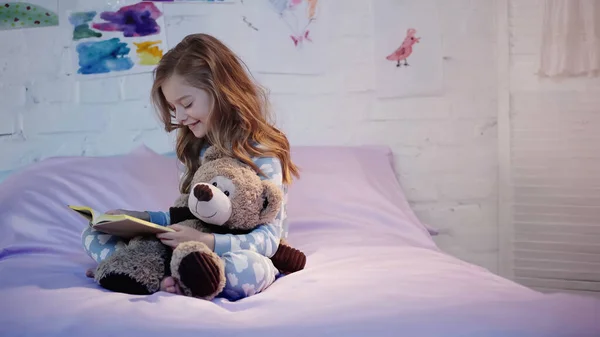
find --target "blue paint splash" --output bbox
[68,11,96,26]
[68,11,102,40]
[92,2,163,38]
[75,38,134,75]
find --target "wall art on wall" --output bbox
[67,1,167,79]
[242,14,258,31]
[373,0,443,98]
[250,0,326,75]
[0,1,58,30]
[385,28,420,67]
[238,0,259,32]
[148,0,234,3]
[268,0,318,47]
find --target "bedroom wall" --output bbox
[0,0,500,273]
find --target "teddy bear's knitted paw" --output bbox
[271,244,307,275]
[179,252,223,298]
[170,241,226,300]
[99,272,153,295]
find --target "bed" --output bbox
[0,145,598,337]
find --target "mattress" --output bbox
[0,145,598,337]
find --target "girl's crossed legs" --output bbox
[81,227,279,300]
[161,249,279,300]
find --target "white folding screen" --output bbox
[503,0,600,295]
[509,92,600,294]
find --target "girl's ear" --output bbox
[259,181,283,224]
[202,145,226,163]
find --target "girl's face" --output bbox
[161,73,212,138]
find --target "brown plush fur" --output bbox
[93,145,304,299]
[190,146,283,231]
[94,236,170,295]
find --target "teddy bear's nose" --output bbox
[193,184,213,202]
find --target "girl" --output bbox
[82,33,300,301]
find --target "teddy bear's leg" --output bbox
[94,236,171,295]
[170,241,226,300]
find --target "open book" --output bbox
[68,205,174,239]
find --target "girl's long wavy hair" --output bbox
[151,33,300,194]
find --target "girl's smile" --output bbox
[161,72,212,138]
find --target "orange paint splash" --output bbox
[307,0,318,20]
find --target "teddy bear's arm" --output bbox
[169,206,196,224]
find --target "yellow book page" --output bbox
[68,205,174,238]
[92,218,174,239]
[68,205,127,223]
[68,205,101,224]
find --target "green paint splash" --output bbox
[0,2,58,30]
[68,11,102,41]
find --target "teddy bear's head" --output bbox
[185,146,283,232]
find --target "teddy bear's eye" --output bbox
[210,176,235,198]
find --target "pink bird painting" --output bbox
[386,28,420,67]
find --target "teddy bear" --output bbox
[92,145,306,300]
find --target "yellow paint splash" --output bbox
[134,41,163,66]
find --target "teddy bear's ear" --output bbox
[259,180,283,224]
[202,145,226,164]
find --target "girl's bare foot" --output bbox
[160,276,182,294]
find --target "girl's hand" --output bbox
[156,224,215,250]
[105,209,150,221]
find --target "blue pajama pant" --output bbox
[81,227,279,301]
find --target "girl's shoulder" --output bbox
[199,142,211,159]
[249,144,282,172]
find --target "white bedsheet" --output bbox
[0,145,598,337]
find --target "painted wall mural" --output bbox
[150,0,234,2]
[0,1,58,30]
[0,0,445,100]
[67,1,168,79]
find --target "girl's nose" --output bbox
[175,105,187,123]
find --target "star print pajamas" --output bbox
[81,153,288,301]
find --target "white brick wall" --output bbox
[0,0,500,273]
